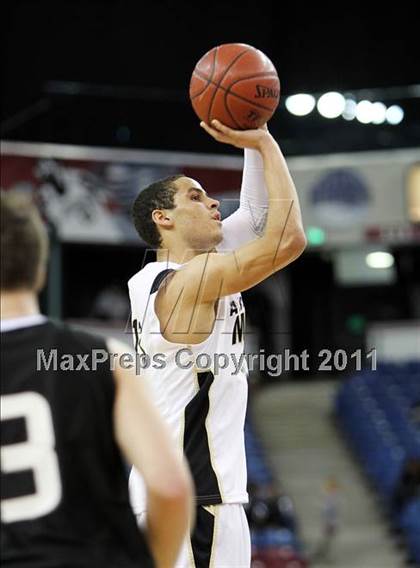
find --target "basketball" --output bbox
[189,43,280,130]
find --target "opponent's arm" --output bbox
[163,122,306,304]
[109,339,194,568]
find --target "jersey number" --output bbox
[1,392,62,523]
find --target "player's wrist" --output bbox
[256,131,276,154]
[244,148,264,169]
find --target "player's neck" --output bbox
[0,290,40,320]
[156,247,210,264]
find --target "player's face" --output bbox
[171,177,222,249]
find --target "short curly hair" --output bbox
[132,174,184,248]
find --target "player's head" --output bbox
[132,175,222,251]
[0,191,49,293]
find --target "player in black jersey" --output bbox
[0,191,194,568]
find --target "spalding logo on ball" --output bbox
[190,43,280,130]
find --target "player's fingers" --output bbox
[200,121,228,143]
[200,121,217,136]
[210,119,235,135]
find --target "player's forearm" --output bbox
[146,485,194,568]
[239,149,268,234]
[258,135,306,252]
[112,358,194,566]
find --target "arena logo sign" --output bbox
[310,169,371,229]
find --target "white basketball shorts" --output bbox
[138,502,251,567]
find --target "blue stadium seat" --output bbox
[335,361,420,563]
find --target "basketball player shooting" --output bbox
[128,118,306,567]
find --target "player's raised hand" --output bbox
[200,119,271,150]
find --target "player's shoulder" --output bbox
[128,261,181,292]
[128,262,158,287]
[48,319,108,352]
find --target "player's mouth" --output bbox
[212,212,221,222]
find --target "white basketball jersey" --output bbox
[128,260,248,513]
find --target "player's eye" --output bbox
[191,193,201,200]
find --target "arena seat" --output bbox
[335,361,420,563]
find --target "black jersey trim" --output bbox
[183,371,222,506]
[150,269,175,294]
[190,505,216,568]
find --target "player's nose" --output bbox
[209,197,220,209]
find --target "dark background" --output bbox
[3,2,420,378]
[2,1,420,155]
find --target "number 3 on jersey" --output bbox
[1,392,62,523]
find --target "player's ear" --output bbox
[152,209,174,228]
[34,265,47,293]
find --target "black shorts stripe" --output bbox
[183,371,222,505]
[190,506,216,568]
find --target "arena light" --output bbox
[365,251,395,269]
[371,102,387,125]
[317,92,346,119]
[306,226,326,246]
[285,94,316,116]
[356,100,374,124]
[386,105,404,125]
[342,99,357,121]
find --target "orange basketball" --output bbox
[189,43,280,130]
